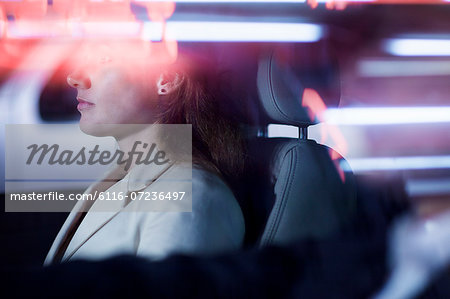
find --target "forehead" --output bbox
[72,40,176,66]
[74,41,142,61]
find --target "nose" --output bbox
[67,70,91,89]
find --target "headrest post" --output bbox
[257,126,268,138]
[299,127,308,140]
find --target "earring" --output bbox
[159,88,167,95]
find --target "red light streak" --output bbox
[0,5,5,39]
[0,0,47,20]
[302,88,348,181]
[0,0,178,69]
[139,1,177,63]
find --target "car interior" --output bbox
[1,1,450,298]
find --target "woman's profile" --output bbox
[44,41,245,264]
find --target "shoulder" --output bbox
[135,163,245,257]
[147,161,244,225]
[190,165,241,215]
[191,165,245,240]
[192,166,233,198]
[168,162,245,231]
[164,162,237,204]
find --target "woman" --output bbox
[44,41,245,264]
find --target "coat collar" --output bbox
[51,161,174,263]
[127,160,174,192]
[44,164,128,265]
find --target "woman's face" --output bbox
[67,42,160,135]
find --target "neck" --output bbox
[115,124,159,171]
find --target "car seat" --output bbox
[241,45,357,247]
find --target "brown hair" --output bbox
[155,53,245,183]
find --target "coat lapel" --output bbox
[44,164,128,265]
[43,198,92,265]
[61,161,174,262]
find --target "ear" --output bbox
[156,72,184,96]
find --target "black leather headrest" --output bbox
[257,43,341,127]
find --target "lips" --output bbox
[77,97,95,111]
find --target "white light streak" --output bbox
[406,178,450,197]
[358,60,450,77]
[164,21,322,42]
[4,20,322,42]
[343,155,450,172]
[268,124,298,138]
[324,107,450,125]
[385,39,450,56]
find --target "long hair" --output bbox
[155,53,245,184]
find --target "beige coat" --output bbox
[44,162,245,265]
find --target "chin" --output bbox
[79,120,115,137]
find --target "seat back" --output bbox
[244,45,357,247]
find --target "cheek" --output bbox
[89,66,159,124]
[106,81,157,123]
